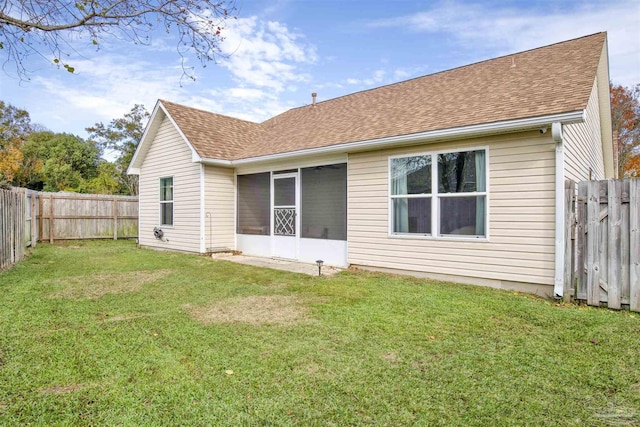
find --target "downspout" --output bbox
[200,164,206,253]
[553,122,564,298]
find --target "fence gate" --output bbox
[569,179,639,312]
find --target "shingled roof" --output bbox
[160,100,263,160]
[158,32,607,161]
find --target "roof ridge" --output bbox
[282,32,606,113]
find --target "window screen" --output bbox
[237,173,270,235]
[301,164,347,240]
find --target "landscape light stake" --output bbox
[316,260,324,277]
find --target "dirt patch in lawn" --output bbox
[50,270,172,300]
[382,352,401,364]
[185,295,308,326]
[40,384,84,394]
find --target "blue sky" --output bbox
[1,0,639,148]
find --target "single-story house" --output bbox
[128,32,614,297]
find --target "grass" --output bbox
[0,240,639,426]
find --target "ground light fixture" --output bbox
[316,260,324,276]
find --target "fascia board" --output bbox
[197,110,586,167]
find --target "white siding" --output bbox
[139,116,202,252]
[348,131,556,288]
[203,165,235,251]
[563,80,606,182]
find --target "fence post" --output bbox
[30,192,37,248]
[113,197,118,240]
[49,194,54,244]
[563,180,575,302]
[607,180,622,309]
[576,183,587,299]
[9,192,15,263]
[630,179,640,313]
[586,180,601,306]
[38,193,43,243]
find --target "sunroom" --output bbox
[235,162,348,267]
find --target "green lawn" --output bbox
[0,240,638,426]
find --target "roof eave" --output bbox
[198,109,586,167]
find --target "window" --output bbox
[301,164,347,240]
[237,173,270,235]
[390,149,487,238]
[390,155,432,234]
[160,177,173,226]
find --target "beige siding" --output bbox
[348,131,556,287]
[203,165,235,251]
[139,115,202,252]
[564,80,605,182]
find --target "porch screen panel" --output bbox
[237,173,270,235]
[301,163,347,240]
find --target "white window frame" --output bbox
[159,176,174,227]
[388,146,489,241]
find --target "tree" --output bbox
[0,100,33,185]
[19,131,101,191]
[611,84,640,178]
[87,161,121,194]
[0,100,32,147]
[0,140,23,184]
[87,104,149,195]
[0,0,236,80]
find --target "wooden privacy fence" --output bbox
[0,188,138,271]
[564,178,639,312]
[39,192,138,242]
[0,188,27,270]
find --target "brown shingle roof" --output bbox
[160,100,263,159]
[163,33,606,161]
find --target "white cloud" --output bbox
[343,66,428,90]
[217,16,317,92]
[28,53,187,135]
[8,15,317,137]
[367,0,640,85]
[345,69,386,86]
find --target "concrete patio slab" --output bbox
[211,253,343,276]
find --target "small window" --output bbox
[160,177,173,226]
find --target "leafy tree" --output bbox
[0,0,236,80]
[611,84,640,178]
[0,100,33,185]
[0,141,23,184]
[87,161,121,194]
[87,104,149,195]
[20,131,101,191]
[0,100,33,148]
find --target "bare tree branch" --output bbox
[0,0,236,80]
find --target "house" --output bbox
[128,33,614,297]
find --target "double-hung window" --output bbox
[160,177,174,226]
[390,148,487,238]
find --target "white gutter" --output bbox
[553,122,565,298]
[197,110,585,167]
[200,158,233,167]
